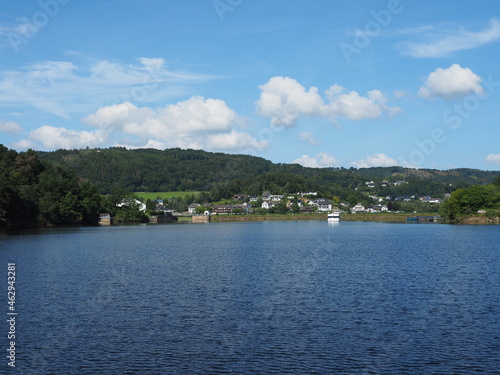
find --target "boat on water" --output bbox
[327,211,340,222]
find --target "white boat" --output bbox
[327,211,340,222]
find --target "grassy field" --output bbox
[134,191,201,201]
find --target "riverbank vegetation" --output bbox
[439,177,500,223]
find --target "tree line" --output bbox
[37,147,498,198]
[439,177,500,221]
[0,146,102,226]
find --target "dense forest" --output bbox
[355,166,496,185]
[0,145,102,226]
[37,147,499,199]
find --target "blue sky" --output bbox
[1,0,499,170]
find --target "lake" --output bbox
[1,221,499,374]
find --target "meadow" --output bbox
[134,191,201,201]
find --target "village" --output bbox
[101,178,447,224]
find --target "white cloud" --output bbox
[27,126,107,150]
[83,97,266,152]
[83,102,156,131]
[418,64,484,100]
[256,76,324,126]
[325,85,401,121]
[394,90,409,99]
[12,139,36,150]
[204,130,267,151]
[351,153,399,168]
[485,154,500,165]
[401,18,500,58]
[292,153,338,168]
[116,139,169,150]
[298,132,320,145]
[256,76,400,126]
[0,58,212,119]
[0,119,23,134]
[18,95,266,152]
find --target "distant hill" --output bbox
[37,148,500,200]
[355,166,497,185]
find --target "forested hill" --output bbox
[0,146,102,226]
[37,147,499,196]
[38,147,358,195]
[355,166,497,185]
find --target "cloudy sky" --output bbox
[1,0,499,170]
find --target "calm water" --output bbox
[0,221,499,374]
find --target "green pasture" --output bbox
[134,191,201,201]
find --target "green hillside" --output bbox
[37,147,499,198]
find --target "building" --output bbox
[299,206,315,213]
[262,201,279,210]
[299,192,318,197]
[233,194,248,201]
[99,213,112,225]
[351,203,366,214]
[369,205,389,213]
[428,198,443,204]
[212,204,249,214]
[310,198,333,212]
[188,203,201,214]
[117,198,146,212]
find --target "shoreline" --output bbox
[4,213,499,231]
[208,213,432,224]
[205,213,497,224]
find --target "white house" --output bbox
[188,203,201,214]
[429,198,443,204]
[117,198,146,212]
[262,201,280,210]
[270,194,284,201]
[370,204,389,212]
[299,192,318,197]
[310,198,332,212]
[262,191,272,200]
[351,203,366,213]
